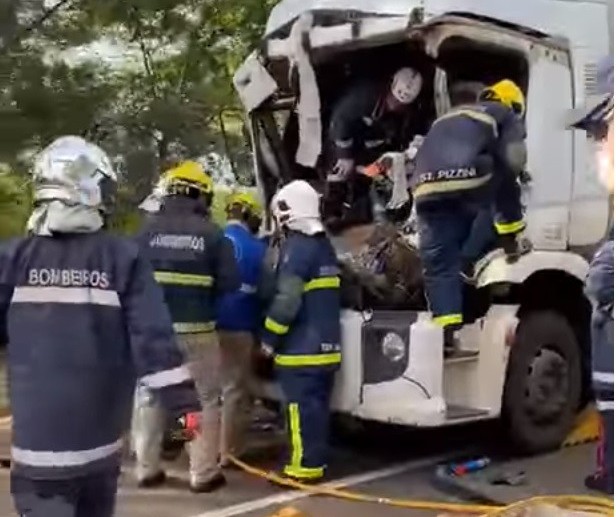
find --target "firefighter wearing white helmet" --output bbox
[2,136,201,517]
[262,180,341,483]
[326,67,424,229]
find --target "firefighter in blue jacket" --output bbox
[0,136,201,517]
[411,79,528,355]
[570,56,614,495]
[134,161,240,493]
[216,191,268,466]
[261,180,341,483]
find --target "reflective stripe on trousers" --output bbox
[12,439,123,469]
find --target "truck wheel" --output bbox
[502,311,581,454]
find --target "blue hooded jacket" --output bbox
[216,221,267,332]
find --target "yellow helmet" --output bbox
[225,191,262,217]
[162,160,213,196]
[480,79,526,116]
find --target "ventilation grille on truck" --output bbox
[584,62,599,96]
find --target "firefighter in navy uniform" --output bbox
[411,80,528,355]
[261,180,341,483]
[0,136,201,517]
[326,67,424,227]
[569,56,614,495]
[135,161,240,493]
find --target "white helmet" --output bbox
[271,180,324,235]
[390,67,422,105]
[138,175,166,213]
[32,136,117,211]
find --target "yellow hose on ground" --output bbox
[228,456,614,516]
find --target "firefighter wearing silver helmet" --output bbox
[0,136,201,517]
[261,180,341,483]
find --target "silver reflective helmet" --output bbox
[32,136,117,210]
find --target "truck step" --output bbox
[446,404,490,421]
[444,349,479,364]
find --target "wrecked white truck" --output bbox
[234,0,613,452]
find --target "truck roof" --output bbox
[265,0,611,50]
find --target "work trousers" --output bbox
[596,409,614,491]
[218,330,256,463]
[278,368,336,480]
[417,202,492,327]
[132,332,222,485]
[591,311,614,489]
[11,469,119,517]
[460,208,498,268]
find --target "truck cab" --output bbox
[234,0,612,452]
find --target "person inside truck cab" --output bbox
[328,67,424,179]
[324,67,423,228]
[411,79,528,356]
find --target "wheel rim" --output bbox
[523,347,570,424]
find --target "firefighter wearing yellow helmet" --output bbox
[216,189,269,467]
[225,191,263,234]
[410,79,528,356]
[479,79,526,117]
[133,160,240,493]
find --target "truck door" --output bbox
[524,46,574,251]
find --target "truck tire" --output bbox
[502,310,581,454]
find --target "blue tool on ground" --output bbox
[447,457,491,476]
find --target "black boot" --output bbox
[499,234,532,263]
[585,473,614,495]
[137,471,166,489]
[190,473,227,493]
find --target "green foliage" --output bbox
[0,0,276,237]
[0,173,31,238]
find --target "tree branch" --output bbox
[1,0,79,54]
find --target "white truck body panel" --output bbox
[239,0,611,428]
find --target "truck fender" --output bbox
[476,250,589,288]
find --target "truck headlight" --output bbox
[381,332,405,362]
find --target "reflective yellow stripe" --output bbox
[494,220,526,235]
[304,276,340,292]
[275,353,341,367]
[433,314,463,327]
[173,321,215,334]
[154,271,213,287]
[288,403,303,471]
[265,317,289,335]
[413,173,492,198]
[434,108,498,137]
[285,403,325,479]
[284,464,324,479]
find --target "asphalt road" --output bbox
[0,417,600,517]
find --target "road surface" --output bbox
[0,416,600,517]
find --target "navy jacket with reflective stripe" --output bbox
[585,237,614,405]
[263,232,341,367]
[329,80,413,165]
[0,231,200,480]
[412,101,525,205]
[216,222,267,332]
[138,196,240,332]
